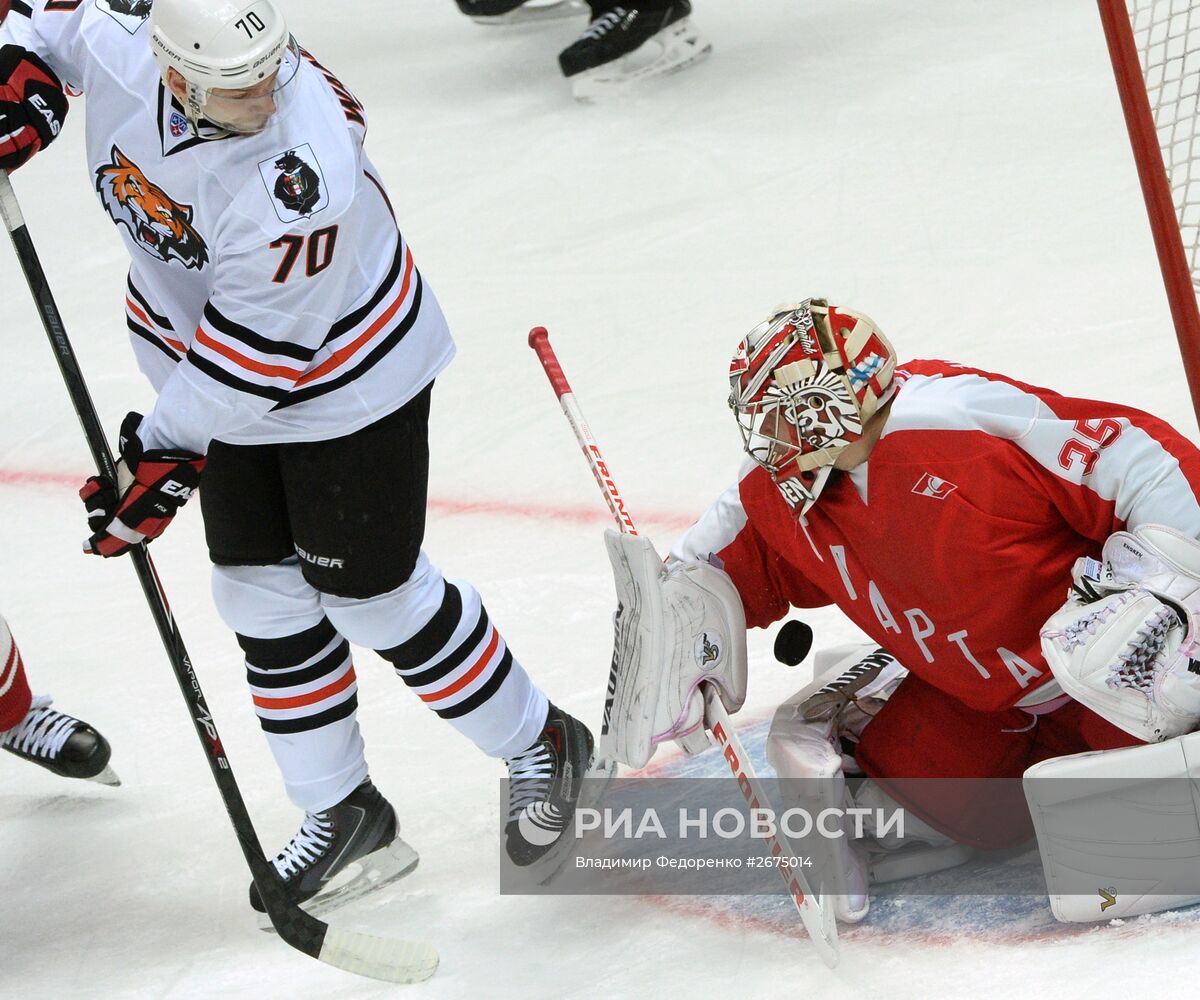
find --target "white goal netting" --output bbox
[1127,0,1200,292]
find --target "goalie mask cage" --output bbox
[1098,0,1200,427]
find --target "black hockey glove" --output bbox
[79,413,206,558]
[0,46,68,173]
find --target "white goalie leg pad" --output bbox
[766,644,908,923]
[1024,731,1200,922]
[1041,524,1200,742]
[853,781,977,885]
[603,529,746,769]
[783,643,908,746]
[768,691,869,923]
[768,646,974,912]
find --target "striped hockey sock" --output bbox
[378,580,547,757]
[239,617,368,812]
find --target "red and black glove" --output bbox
[79,413,206,558]
[0,45,68,173]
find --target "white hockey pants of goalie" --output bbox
[212,554,548,813]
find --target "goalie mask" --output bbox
[728,299,896,513]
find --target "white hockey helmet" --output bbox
[149,0,298,134]
[729,298,897,514]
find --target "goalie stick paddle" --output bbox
[527,326,840,968]
[0,171,437,985]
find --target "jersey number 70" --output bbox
[270,226,339,283]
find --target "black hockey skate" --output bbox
[250,778,419,925]
[1,696,119,786]
[558,1,711,97]
[456,0,586,25]
[504,704,610,883]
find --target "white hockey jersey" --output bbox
[1,0,454,453]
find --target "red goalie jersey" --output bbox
[672,359,1200,715]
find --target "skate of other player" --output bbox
[603,297,1200,924]
[0,613,118,786]
[455,0,712,100]
[0,0,597,920]
[455,0,587,26]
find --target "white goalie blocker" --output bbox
[1030,524,1200,921]
[602,530,747,769]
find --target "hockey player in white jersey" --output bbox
[0,0,596,911]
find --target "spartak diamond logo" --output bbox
[912,473,957,500]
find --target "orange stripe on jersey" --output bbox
[295,246,415,388]
[418,626,500,704]
[194,327,306,381]
[251,665,357,711]
[127,297,187,353]
[126,297,151,327]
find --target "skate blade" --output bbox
[471,0,586,26]
[528,754,619,887]
[571,18,712,101]
[259,836,421,932]
[87,765,121,787]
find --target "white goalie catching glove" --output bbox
[602,530,747,769]
[1040,523,1200,742]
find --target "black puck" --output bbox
[774,620,813,666]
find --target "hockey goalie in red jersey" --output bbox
[601,297,1200,925]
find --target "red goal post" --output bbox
[1098,0,1200,428]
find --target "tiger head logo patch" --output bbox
[95,147,209,271]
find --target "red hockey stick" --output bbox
[528,326,840,967]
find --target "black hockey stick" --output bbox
[0,170,437,984]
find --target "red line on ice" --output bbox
[0,466,696,530]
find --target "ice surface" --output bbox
[2,1,1197,997]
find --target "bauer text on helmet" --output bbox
[729,299,897,512]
